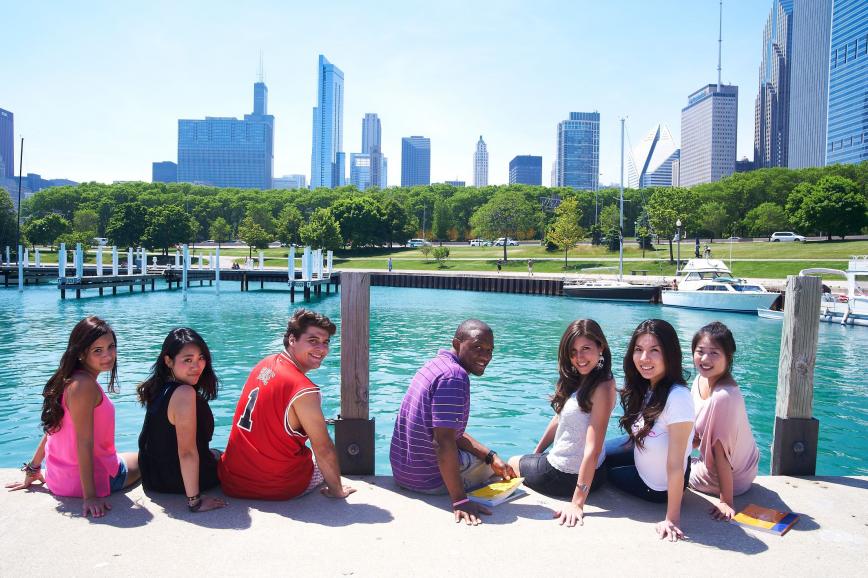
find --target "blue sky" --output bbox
[2,0,772,187]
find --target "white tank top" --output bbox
[546,391,606,474]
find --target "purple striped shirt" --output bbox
[390,350,470,491]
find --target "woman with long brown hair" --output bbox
[6,316,140,517]
[508,319,616,527]
[603,319,694,542]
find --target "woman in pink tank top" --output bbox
[6,316,141,517]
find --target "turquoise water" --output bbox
[1,282,866,476]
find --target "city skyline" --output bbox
[2,1,787,187]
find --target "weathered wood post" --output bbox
[334,271,374,475]
[771,274,822,475]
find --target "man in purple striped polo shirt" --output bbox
[390,319,515,525]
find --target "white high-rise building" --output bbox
[310,55,344,189]
[680,84,738,187]
[473,135,488,187]
[627,124,681,188]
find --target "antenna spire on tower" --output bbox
[717,0,723,89]
[258,50,265,83]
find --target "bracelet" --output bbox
[576,482,590,495]
[21,462,41,475]
[484,449,497,465]
[187,494,202,512]
[452,498,470,508]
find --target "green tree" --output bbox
[646,187,700,263]
[546,197,584,268]
[742,202,788,237]
[432,246,450,268]
[470,191,536,261]
[1,188,20,250]
[698,201,729,239]
[105,202,147,248]
[275,206,303,246]
[330,196,384,247]
[420,243,433,262]
[209,217,232,247]
[21,213,71,249]
[599,204,619,232]
[787,176,867,240]
[142,205,198,255]
[431,198,452,241]
[298,208,342,250]
[72,209,99,238]
[245,203,276,235]
[237,215,272,257]
[380,198,416,248]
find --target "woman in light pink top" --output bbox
[6,316,140,517]
[689,322,759,521]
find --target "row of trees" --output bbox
[4,161,866,256]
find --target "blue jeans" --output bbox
[603,435,690,504]
[108,455,128,493]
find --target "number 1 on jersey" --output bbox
[237,387,260,431]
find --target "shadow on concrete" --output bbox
[247,492,395,526]
[51,493,154,528]
[144,491,253,530]
[807,476,868,491]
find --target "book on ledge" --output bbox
[732,504,800,536]
[467,477,525,507]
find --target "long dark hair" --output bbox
[619,319,688,448]
[137,327,218,406]
[551,319,612,414]
[691,321,736,381]
[41,316,118,434]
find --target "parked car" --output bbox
[407,238,429,248]
[493,237,519,246]
[93,237,108,246]
[469,239,490,246]
[769,231,805,242]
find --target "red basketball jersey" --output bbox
[218,352,318,499]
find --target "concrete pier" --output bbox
[0,471,864,576]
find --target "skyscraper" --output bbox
[754,0,793,169]
[0,108,13,178]
[401,136,430,187]
[349,153,372,190]
[177,80,274,189]
[556,112,599,190]
[361,113,387,188]
[627,124,680,188]
[508,155,542,185]
[680,84,738,187]
[473,136,488,186]
[273,174,307,190]
[311,55,344,189]
[787,0,832,168]
[152,161,178,183]
[826,0,868,165]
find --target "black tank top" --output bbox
[138,381,220,494]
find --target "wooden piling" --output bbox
[335,271,374,475]
[771,274,822,476]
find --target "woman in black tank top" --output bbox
[137,328,226,513]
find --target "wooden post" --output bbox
[335,271,374,474]
[771,274,822,475]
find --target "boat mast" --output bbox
[619,117,625,281]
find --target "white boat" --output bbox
[757,308,783,320]
[799,256,868,327]
[661,259,778,313]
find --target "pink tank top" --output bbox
[44,382,119,498]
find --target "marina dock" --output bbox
[0,470,864,576]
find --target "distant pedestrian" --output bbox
[694,238,701,258]
[388,257,393,272]
[527,259,534,277]
[496,260,502,274]
[703,245,712,259]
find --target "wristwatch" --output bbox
[484,450,497,465]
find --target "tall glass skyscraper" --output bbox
[360,113,387,188]
[680,84,738,187]
[826,0,868,165]
[556,112,599,190]
[311,55,345,189]
[401,136,430,187]
[152,161,177,183]
[627,124,680,188]
[177,81,274,189]
[473,136,488,186]
[0,108,13,178]
[754,0,793,169]
[508,155,542,185]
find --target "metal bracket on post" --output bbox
[771,416,819,476]
[333,416,375,475]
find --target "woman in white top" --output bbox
[508,319,616,527]
[603,319,695,542]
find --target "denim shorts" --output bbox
[518,453,606,498]
[108,455,128,493]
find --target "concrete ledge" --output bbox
[1,471,865,576]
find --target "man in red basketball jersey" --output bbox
[219,309,355,500]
